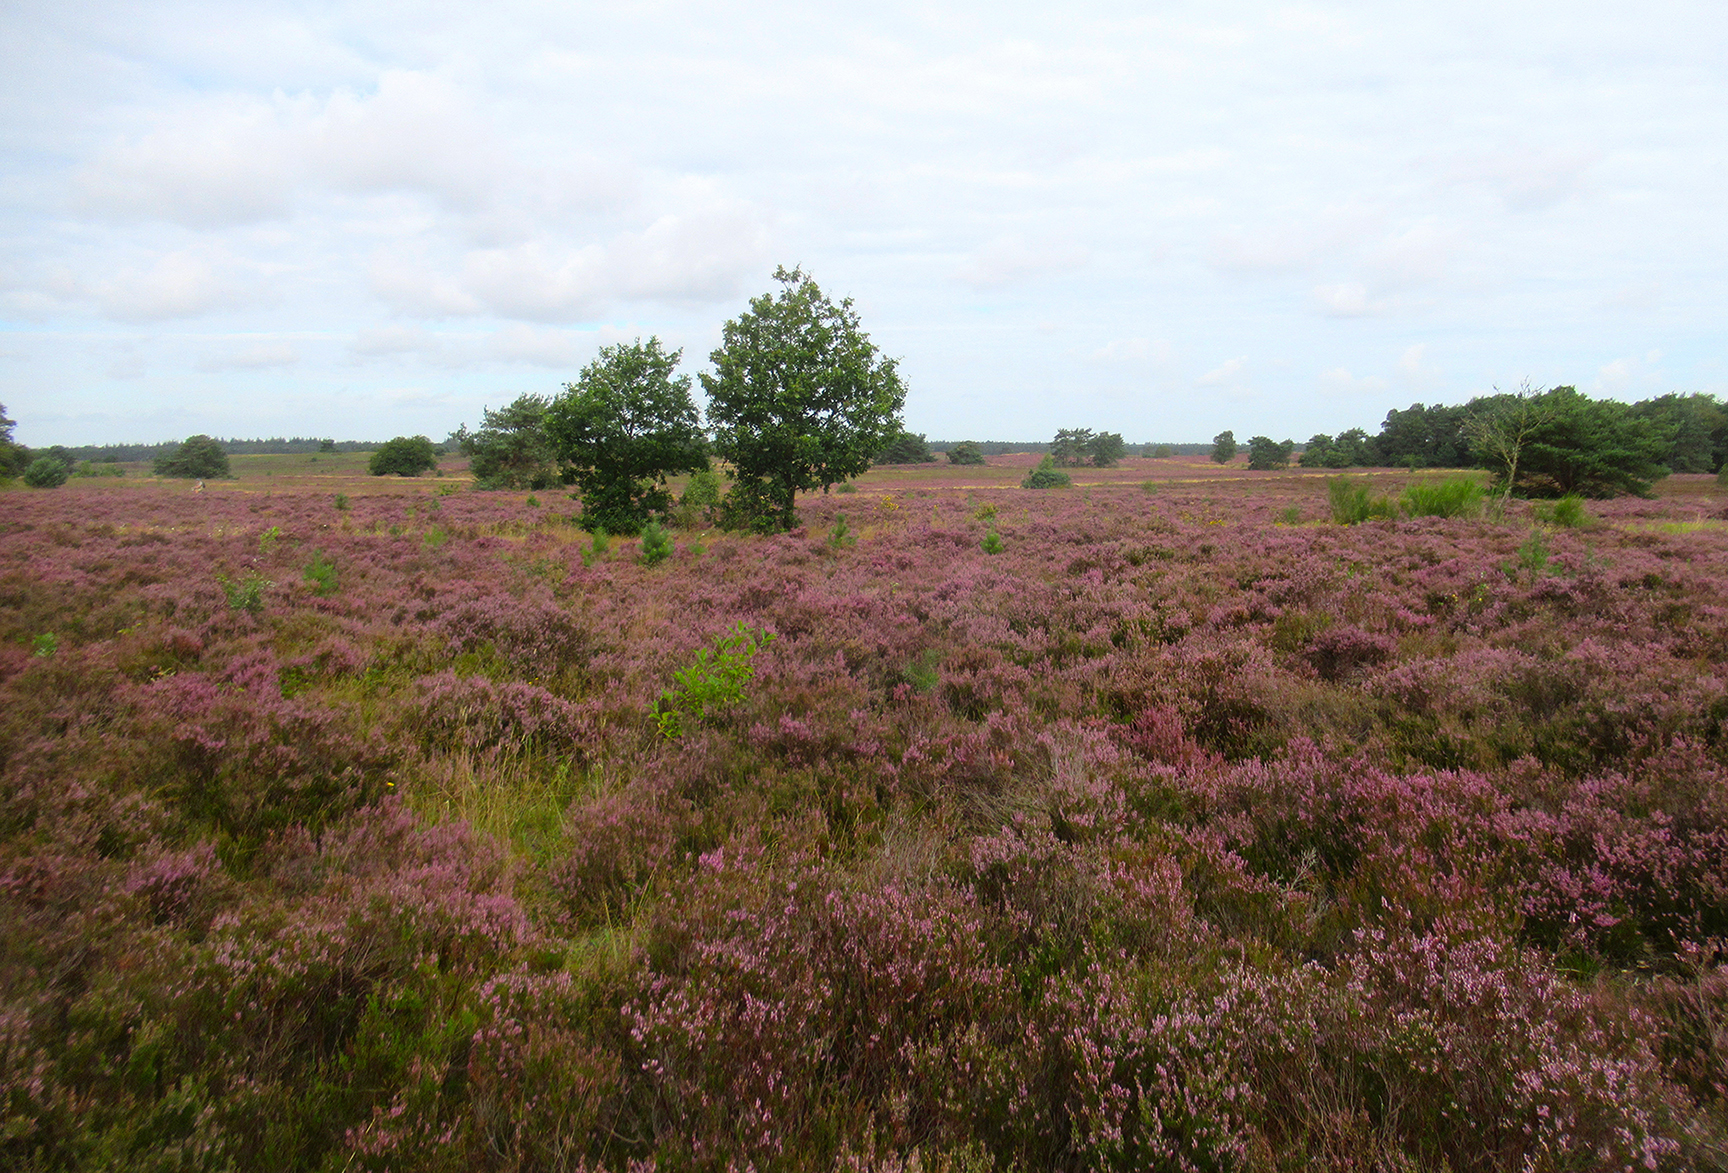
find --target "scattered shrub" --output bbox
[1328,475,1398,524]
[1534,493,1592,528]
[653,621,775,738]
[639,519,674,565]
[1402,473,1486,518]
[1021,455,1072,489]
[22,457,69,488]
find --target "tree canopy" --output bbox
[1496,386,1673,497]
[544,337,708,535]
[946,441,986,466]
[454,395,563,490]
[703,267,906,532]
[1246,436,1294,471]
[368,436,438,477]
[1210,431,1237,464]
[154,435,231,479]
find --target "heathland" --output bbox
[2,452,1726,1170]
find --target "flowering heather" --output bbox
[2,469,1727,1168]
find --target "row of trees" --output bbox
[453,267,905,534]
[1212,386,1722,497]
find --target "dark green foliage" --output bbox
[1375,402,1473,468]
[1210,430,1237,464]
[703,266,906,533]
[1630,392,1727,473]
[367,436,438,477]
[1147,443,1175,458]
[546,337,708,537]
[0,403,26,477]
[22,456,69,488]
[874,430,935,464]
[1246,436,1294,471]
[154,435,232,478]
[454,394,563,489]
[1050,428,1094,466]
[318,438,336,453]
[1498,387,1672,498]
[1087,430,1126,467]
[1300,428,1376,468]
[1020,455,1071,488]
[946,441,986,465]
[981,527,1004,554]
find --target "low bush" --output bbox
[1021,455,1072,489]
[1402,473,1485,518]
[1328,476,1398,524]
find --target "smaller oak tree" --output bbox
[704,267,906,532]
[545,337,708,535]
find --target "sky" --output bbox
[2,0,1725,447]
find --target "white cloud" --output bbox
[1317,367,1389,396]
[197,341,299,371]
[1089,337,1169,365]
[953,234,1090,289]
[1197,357,1250,391]
[1311,283,1377,317]
[93,252,255,322]
[486,324,589,368]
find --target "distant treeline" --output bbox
[929,441,1212,457]
[48,437,381,462]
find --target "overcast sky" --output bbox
[2,0,1725,447]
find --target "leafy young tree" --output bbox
[946,441,986,466]
[1210,430,1237,464]
[454,394,563,489]
[1246,436,1295,470]
[154,435,232,478]
[368,436,438,477]
[704,267,907,532]
[874,430,935,464]
[545,337,708,535]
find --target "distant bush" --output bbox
[154,434,230,478]
[1021,455,1072,489]
[1328,476,1397,524]
[1246,435,1294,471]
[875,430,936,464]
[22,457,69,488]
[947,441,986,466]
[369,436,438,477]
[1401,474,1485,519]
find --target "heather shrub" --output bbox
[1400,473,1484,518]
